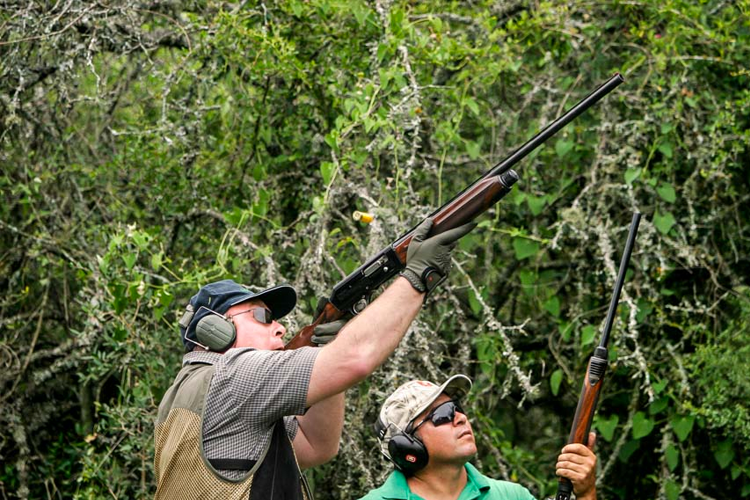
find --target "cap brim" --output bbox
[230,284,297,320]
[410,374,473,424]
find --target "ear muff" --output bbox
[195,314,236,351]
[388,432,428,474]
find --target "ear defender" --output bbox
[195,313,236,351]
[387,433,429,474]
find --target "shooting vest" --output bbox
[154,361,311,500]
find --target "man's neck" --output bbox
[407,462,468,500]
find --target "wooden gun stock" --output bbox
[391,173,520,263]
[567,354,607,446]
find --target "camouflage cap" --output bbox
[376,374,472,459]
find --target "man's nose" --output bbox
[273,321,286,337]
[454,409,467,426]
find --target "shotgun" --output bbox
[556,212,642,500]
[286,74,625,350]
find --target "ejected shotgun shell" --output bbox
[353,211,374,224]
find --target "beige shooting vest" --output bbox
[154,361,310,500]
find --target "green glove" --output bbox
[310,298,351,346]
[400,218,476,294]
[311,319,348,345]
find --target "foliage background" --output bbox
[1,0,749,498]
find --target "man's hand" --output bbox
[310,298,350,346]
[556,432,598,500]
[400,218,476,294]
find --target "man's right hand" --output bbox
[400,218,476,294]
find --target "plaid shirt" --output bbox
[183,346,320,480]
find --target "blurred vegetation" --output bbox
[1,0,749,499]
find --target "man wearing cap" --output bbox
[362,376,598,500]
[154,219,475,500]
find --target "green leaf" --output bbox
[636,299,653,322]
[468,287,482,315]
[324,131,339,153]
[526,194,547,216]
[389,8,405,35]
[151,252,162,271]
[665,479,680,500]
[430,15,443,32]
[648,396,669,415]
[632,411,655,439]
[351,2,370,26]
[312,195,325,215]
[742,484,750,497]
[714,439,735,469]
[658,141,674,158]
[652,379,668,394]
[595,414,619,442]
[559,322,573,342]
[657,182,677,203]
[122,253,137,271]
[465,140,480,159]
[544,296,561,317]
[731,465,742,481]
[376,43,389,62]
[513,238,539,260]
[465,97,480,116]
[254,188,269,216]
[670,415,694,442]
[581,325,597,346]
[378,68,392,89]
[624,167,641,185]
[550,369,563,396]
[132,232,149,250]
[252,163,266,181]
[112,326,127,342]
[665,444,679,471]
[618,439,640,462]
[555,139,574,158]
[653,211,676,235]
[320,162,335,184]
[475,338,495,377]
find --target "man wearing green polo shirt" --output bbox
[360,375,597,500]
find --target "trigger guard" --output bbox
[351,297,369,315]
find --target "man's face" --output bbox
[226,299,286,350]
[412,393,477,467]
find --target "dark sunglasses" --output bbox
[228,307,274,325]
[411,400,465,434]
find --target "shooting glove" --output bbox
[400,218,476,294]
[310,298,350,346]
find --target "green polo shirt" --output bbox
[358,463,536,500]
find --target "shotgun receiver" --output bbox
[556,212,641,500]
[285,74,625,350]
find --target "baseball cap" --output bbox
[179,279,297,349]
[376,374,472,459]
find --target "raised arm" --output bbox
[306,218,475,405]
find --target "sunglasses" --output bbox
[228,306,274,325]
[411,400,465,434]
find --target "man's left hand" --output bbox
[556,431,597,500]
[310,298,351,346]
[311,319,348,345]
